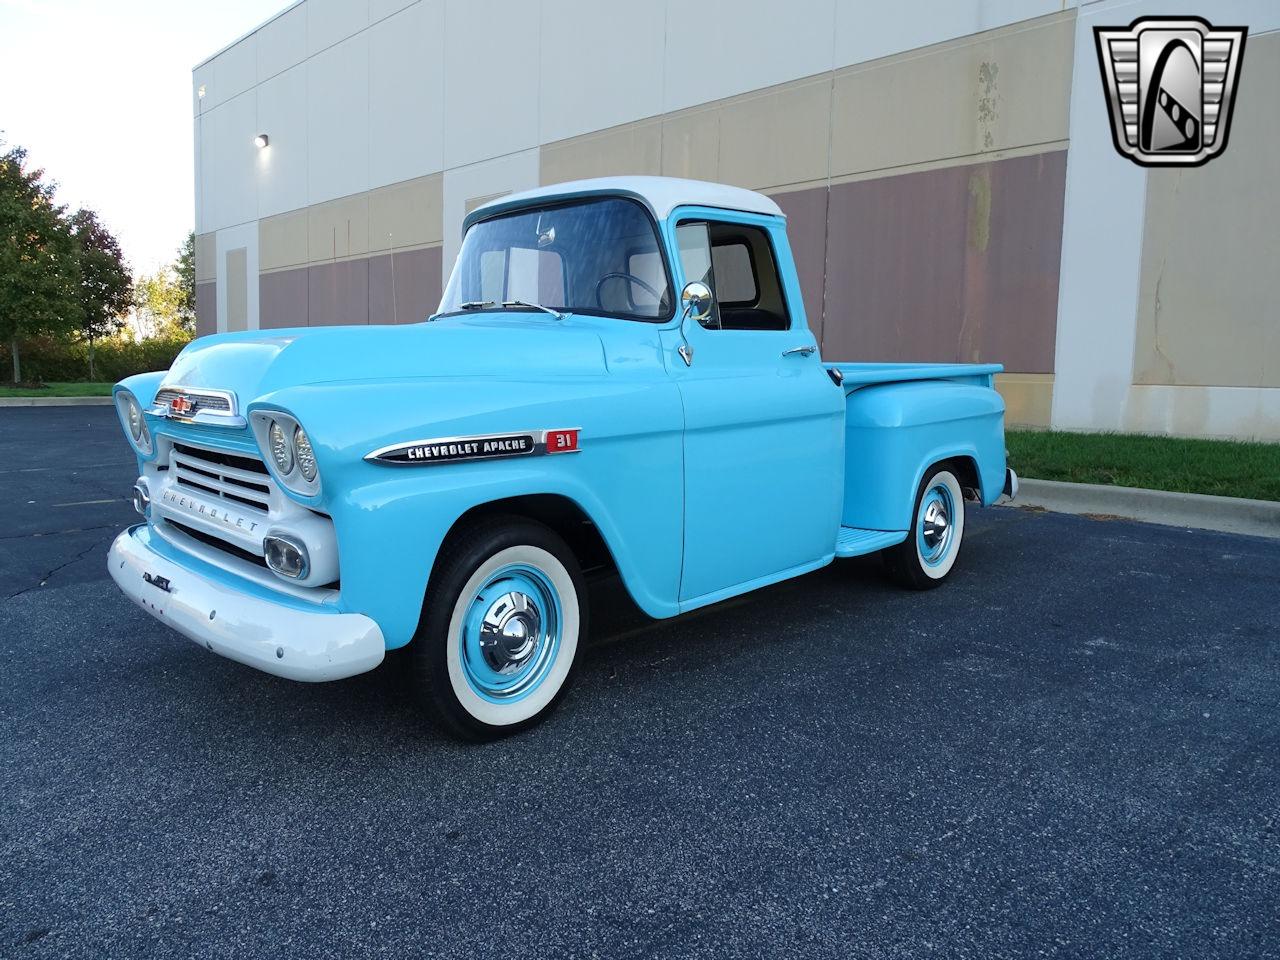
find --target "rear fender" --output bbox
[842,381,1006,531]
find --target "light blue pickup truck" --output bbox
[109,176,1016,740]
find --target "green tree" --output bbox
[69,209,131,379]
[175,231,195,324]
[134,267,191,339]
[0,142,81,383]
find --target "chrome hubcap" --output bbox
[478,591,543,674]
[917,482,957,567]
[922,500,950,550]
[460,563,563,704]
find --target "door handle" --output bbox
[782,345,817,357]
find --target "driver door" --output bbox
[668,211,845,606]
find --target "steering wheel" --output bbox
[594,272,663,311]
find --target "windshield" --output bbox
[437,197,673,322]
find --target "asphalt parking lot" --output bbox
[2,406,1278,959]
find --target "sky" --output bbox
[0,0,286,275]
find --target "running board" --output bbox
[835,526,909,558]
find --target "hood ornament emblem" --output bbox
[149,386,245,428]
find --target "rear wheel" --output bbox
[412,516,586,740]
[882,467,965,590]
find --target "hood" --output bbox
[161,313,609,403]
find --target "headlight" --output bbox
[294,427,317,482]
[269,420,294,474]
[251,411,321,497]
[126,396,144,440]
[114,390,152,456]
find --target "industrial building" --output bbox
[192,0,1280,439]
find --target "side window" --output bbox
[675,222,721,328]
[708,223,788,331]
[676,221,790,331]
[710,242,756,306]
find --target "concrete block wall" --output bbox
[192,0,1280,439]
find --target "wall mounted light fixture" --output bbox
[254,134,269,148]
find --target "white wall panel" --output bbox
[210,34,258,108]
[215,223,260,331]
[368,0,445,188]
[193,116,209,234]
[370,0,419,22]
[308,0,369,56]
[307,34,370,205]
[662,0,836,113]
[834,0,1073,69]
[443,0,541,168]
[256,64,309,218]
[192,62,213,117]
[211,92,258,231]
[441,148,540,275]
[256,3,308,82]
[539,0,667,143]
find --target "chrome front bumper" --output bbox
[108,525,385,682]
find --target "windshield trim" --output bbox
[440,195,676,325]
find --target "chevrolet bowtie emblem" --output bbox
[169,394,195,416]
[1094,17,1247,168]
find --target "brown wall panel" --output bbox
[195,281,216,338]
[259,269,309,330]
[307,260,370,327]
[770,187,828,337]
[821,150,1066,371]
[369,247,443,325]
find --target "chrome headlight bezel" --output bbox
[114,390,153,456]
[250,410,321,498]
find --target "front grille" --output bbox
[170,442,272,513]
[155,388,232,413]
[168,519,269,569]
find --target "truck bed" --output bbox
[826,362,1003,390]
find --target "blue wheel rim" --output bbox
[459,563,562,704]
[916,482,955,567]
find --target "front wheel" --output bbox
[882,467,965,590]
[412,517,586,740]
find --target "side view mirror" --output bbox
[680,281,714,325]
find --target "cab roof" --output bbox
[463,176,785,232]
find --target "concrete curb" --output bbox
[0,396,113,407]
[1008,478,1280,540]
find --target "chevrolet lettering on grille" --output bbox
[160,489,262,533]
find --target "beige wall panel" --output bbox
[465,192,509,215]
[661,106,721,183]
[258,209,309,272]
[719,76,830,191]
[996,373,1054,429]
[1133,33,1280,389]
[830,12,1074,178]
[307,194,371,263]
[540,119,663,186]
[225,248,248,332]
[194,232,217,283]
[369,173,444,252]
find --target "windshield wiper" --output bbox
[459,300,496,310]
[501,300,566,321]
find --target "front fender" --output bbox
[842,381,1007,531]
[256,377,685,646]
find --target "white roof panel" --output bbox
[463,176,784,231]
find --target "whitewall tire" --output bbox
[883,467,966,590]
[413,517,585,740]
